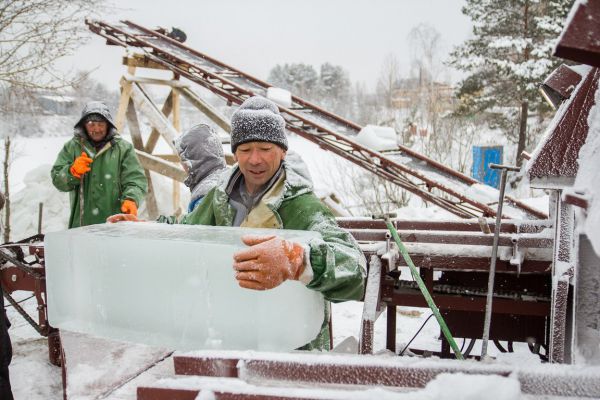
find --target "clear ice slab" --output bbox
[45,222,325,351]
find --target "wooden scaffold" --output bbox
[113,54,231,219]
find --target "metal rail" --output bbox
[86,19,547,220]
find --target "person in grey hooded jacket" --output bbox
[175,124,228,212]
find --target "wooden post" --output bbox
[126,101,159,219]
[145,91,174,154]
[174,86,231,133]
[115,65,136,132]
[172,75,181,213]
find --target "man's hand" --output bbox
[233,235,305,290]
[70,152,93,179]
[121,199,138,216]
[106,213,140,223]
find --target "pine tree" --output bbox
[448,0,574,165]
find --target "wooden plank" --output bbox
[172,81,182,212]
[126,100,145,150]
[123,54,170,70]
[130,83,178,152]
[115,76,134,132]
[154,154,181,162]
[126,100,159,218]
[123,75,188,87]
[145,91,174,154]
[135,150,186,182]
[143,170,159,220]
[175,86,231,133]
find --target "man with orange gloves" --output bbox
[51,101,147,228]
[109,96,366,350]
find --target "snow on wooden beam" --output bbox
[129,82,179,152]
[527,68,599,186]
[135,150,186,182]
[174,86,231,133]
[171,351,600,398]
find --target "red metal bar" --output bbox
[347,229,553,248]
[338,218,552,232]
[175,356,239,378]
[137,387,199,400]
[385,292,550,316]
[401,256,551,273]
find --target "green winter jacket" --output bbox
[51,103,147,228]
[177,160,367,350]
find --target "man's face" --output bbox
[85,120,108,143]
[234,141,286,194]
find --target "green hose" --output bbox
[384,220,464,360]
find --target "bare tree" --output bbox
[376,54,401,110]
[2,135,11,243]
[0,0,105,239]
[0,0,106,92]
[407,23,442,85]
[0,85,38,241]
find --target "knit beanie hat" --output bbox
[230,96,288,153]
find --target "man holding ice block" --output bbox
[51,101,147,228]
[110,96,366,350]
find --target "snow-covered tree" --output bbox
[318,63,351,117]
[448,0,574,165]
[267,63,319,99]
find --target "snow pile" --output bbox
[355,125,398,151]
[10,164,69,237]
[420,373,521,400]
[266,87,292,108]
[465,183,500,204]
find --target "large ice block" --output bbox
[45,223,325,351]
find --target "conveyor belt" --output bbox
[86,19,547,220]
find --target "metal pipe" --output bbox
[37,203,43,235]
[481,163,520,359]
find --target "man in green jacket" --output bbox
[110,96,366,350]
[51,101,147,228]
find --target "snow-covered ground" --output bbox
[3,129,549,399]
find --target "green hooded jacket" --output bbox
[51,102,148,228]
[167,159,366,350]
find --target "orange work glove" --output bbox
[233,235,305,290]
[106,213,140,223]
[70,152,93,179]
[121,199,138,216]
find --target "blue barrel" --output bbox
[472,146,503,188]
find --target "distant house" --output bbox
[391,78,455,111]
[37,94,77,115]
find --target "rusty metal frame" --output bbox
[0,234,61,366]
[337,217,553,358]
[85,19,546,220]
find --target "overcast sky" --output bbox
[69,0,472,89]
